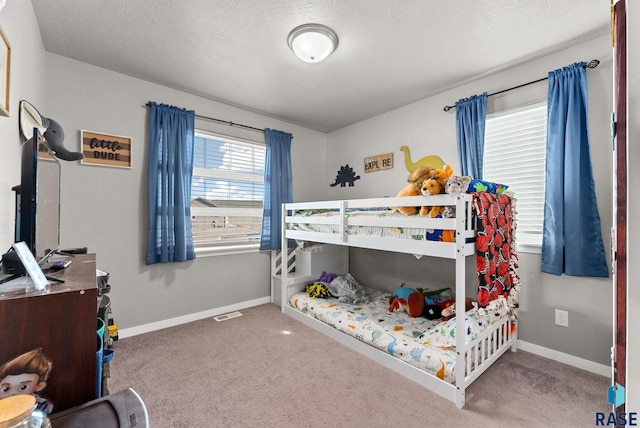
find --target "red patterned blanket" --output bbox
[473,193,519,308]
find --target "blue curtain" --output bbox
[541,63,608,277]
[146,102,196,264]
[455,92,488,178]
[260,129,293,251]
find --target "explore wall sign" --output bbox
[364,152,393,173]
[81,130,131,168]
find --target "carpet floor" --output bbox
[108,303,611,427]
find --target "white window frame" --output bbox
[483,101,547,254]
[191,130,265,256]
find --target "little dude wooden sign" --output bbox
[81,130,131,168]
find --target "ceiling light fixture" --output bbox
[287,23,338,63]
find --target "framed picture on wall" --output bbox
[0,25,11,117]
[80,130,132,168]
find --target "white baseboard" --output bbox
[517,340,611,377]
[118,296,271,339]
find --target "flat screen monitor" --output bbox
[17,128,61,259]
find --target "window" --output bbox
[483,102,547,249]
[191,131,265,254]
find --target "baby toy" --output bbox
[419,164,454,217]
[388,283,424,317]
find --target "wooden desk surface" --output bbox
[0,254,97,301]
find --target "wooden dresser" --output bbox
[0,254,98,413]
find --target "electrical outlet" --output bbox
[555,309,569,327]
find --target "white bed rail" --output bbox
[283,194,475,258]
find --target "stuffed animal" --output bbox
[42,117,84,161]
[326,273,368,304]
[19,100,84,161]
[415,286,450,319]
[419,164,454,217]
[389,283,424,317]
[441,298,476,320]
[441,206,455,218]
[444,175,472,196]
[306,283,333,298]
[395,166,437,216]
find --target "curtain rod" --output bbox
[144,103,265,133]
[442,59,600,112]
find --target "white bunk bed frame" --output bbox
[271,194,517,408]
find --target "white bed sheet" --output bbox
[290,286,459,382]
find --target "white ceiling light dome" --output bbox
[287,23,338,63]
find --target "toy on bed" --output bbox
[441,298,476,320]
[395,166,438,216]
[416,286,451,320]
[326,273,369,304]
[444,175,472,196]
[389,283,425,317]
[419,165,454,217]
[306,282,333,298]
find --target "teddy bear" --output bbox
[388,283,424,317]
[419,164,454,217]
[395,166,438,216]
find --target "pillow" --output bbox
[418,310,486,347]
[467,179,508,194]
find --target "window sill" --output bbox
[196,243,260,257]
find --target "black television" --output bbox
[16,127,61,260]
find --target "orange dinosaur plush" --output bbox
[420,165,454,217]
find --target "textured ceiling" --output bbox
[31,0,610,132]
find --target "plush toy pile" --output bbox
[388,283,458,319]
[419,164,454,217]
[395,165,455,217]
[305,272,369,304]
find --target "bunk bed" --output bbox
[271,193,520,408]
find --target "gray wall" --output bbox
[0,2,46,250]
[327,35,614,367]
[42,54,328,330]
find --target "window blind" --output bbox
[191,132,265,249]
[484,102,547,246]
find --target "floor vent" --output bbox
[213,311,243,322]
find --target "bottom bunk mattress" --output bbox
[289,286,510,384]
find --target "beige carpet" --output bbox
[108,304,611,428]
